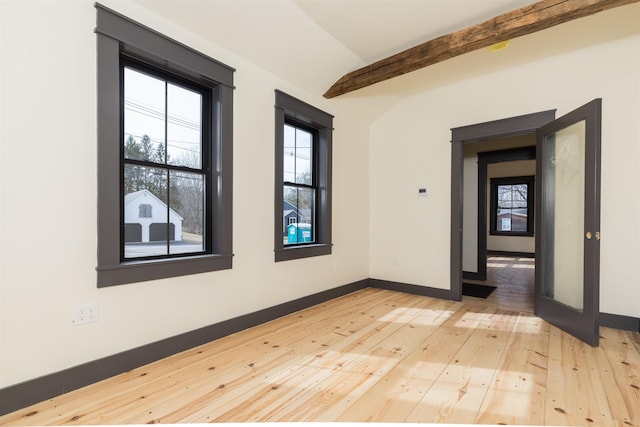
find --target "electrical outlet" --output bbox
[74,303,98,325]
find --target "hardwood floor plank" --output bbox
[482,256,535,313]
[596,327,640,426]
[108,289,408,424]
[335,302,477,422]
[217,294,452,422]
[270,302,458,421]
[474,312,550,425]
[0,289,392,426]
[121,289,415,423]
[1,287,638,426]
[404,306,519,423]
[545,325,616,426]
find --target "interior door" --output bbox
[535,99,601,346]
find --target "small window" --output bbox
[490,176,534,236]
[138,204,152,218]
[274,90,333,261]
[96,4,234,287]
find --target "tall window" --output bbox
[274,90,332,262]
[122,61,208,259]
[490,176,534,236]
[283,121,316,245]
[96,4,234,287]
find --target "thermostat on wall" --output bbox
[418,188,427,197]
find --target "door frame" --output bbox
[450,109,556,300]
[463,146,537,282]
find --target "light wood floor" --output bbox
[1,288,638,426]
[473,255,536,313]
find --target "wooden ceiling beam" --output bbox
[324,0,639,98]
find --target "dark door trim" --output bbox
[450,110,556,298]
[535,99,601,346]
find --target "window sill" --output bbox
[489,232,534,237]
[97,253,233,287]
[274,244,332,262]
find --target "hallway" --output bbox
[467,255,535,313]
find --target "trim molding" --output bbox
[600,312,640,332]
[486,250,535,258]
[463,271,485,281]
[3,278,636,415]
[0,279,368,416]
[369,279,461,301]
[450,110,556,301]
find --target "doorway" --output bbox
[463,141,537,281]
[461,139,537,311]
[470,254,536,311]
[450,100,602,346]
[449,110,556,300]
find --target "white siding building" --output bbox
[123,190,183,243]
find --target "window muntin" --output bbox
[274,90,332,262]
[490,176,534,236]
[122,62,208,260]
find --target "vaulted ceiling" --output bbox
[294,0,538,63]
[135,0,640,99]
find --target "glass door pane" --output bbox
[542,120,586,311]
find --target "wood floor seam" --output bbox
[1,287,638,426]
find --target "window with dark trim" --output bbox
[96,4,234,287]
[490,176,534,236]
[274,90,332,262]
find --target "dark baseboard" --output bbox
[369,278,460,301]
[600,312,640,332]
[463,270,486,281]
[0,279,369,416]
[3,278,636,416]
[486,250,535,258]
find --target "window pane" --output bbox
[283,185,315,245]
[123,67,166,164]
[497,209,512,231]
[123,165,169,258]
[169,171,205,254]
[283,124,296,183]
[496,183,529,233]
[511,208,528,232]
[283,124,313,185]
[294,128,312,185]
[498,185,512,207]
[167,83,202,169]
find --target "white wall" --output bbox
[0,1,373,388]
[370,32,640,318]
